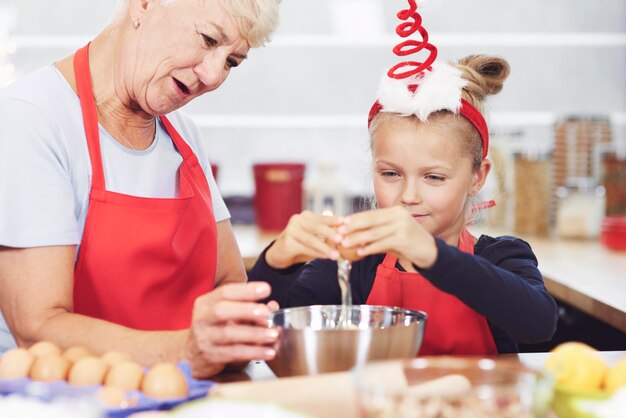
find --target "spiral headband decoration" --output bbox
[368,0,490,159]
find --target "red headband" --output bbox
[368,0,489,159]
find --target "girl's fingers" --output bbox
[341,207,397,234]
[341,222,398,248]
[291,232,339,260]
[356,236,404,259]
[299,213,343,243]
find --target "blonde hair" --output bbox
[368,55,510,223]
[113,0,281,48]
[369,55,510,172]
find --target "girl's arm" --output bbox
[418,235,558,344]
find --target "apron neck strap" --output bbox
[74,43,106,190]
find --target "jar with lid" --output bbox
[602,151,626,216]
[513,152,551,236]
[555,177,606,239]
[305,161,348,216]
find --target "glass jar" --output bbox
[514,153,551,236]
[602,152,626,216]
[555,177,606,239]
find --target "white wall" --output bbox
[1,0,624,196]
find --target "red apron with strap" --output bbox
[366,229,498,355]
[72,43,217,330]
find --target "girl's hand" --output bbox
[264,211,343,269]
[340,206,438,269]
[184,282,279,378]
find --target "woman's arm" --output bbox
[0,242,278,377]
[212,219,247,287]
[0,245,186,363]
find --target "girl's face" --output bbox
[122,0,250,115]
[371,115,490,245]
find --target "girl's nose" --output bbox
[401,179,421,205]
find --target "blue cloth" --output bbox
[249,234,559,353]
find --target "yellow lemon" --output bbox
[605,358,626,393]
[551,341,596,354]
[545,346,608,391]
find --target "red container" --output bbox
[600,216,626,251]
[253,163,305,231]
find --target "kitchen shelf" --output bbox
[10,32,626,49]
[189,112,625,129]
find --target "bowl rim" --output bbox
[352,356,552,391]
[269,304,428,319]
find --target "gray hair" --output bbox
[113,0,280,47]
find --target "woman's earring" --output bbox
[132,19,140,29]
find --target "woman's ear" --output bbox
[128,0,153,19]
[469,159,491,196]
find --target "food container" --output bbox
[602,152,626,216]
[556,177,606,239]
[513,153,551,236]
[0,362,214,418]
[354,357,553,418]
[600,216,626,251]
[253,163,305,231]
[266,305,427,377]
[551,385,613,418]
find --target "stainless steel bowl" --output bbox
[266,305,427,377]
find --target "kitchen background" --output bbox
[1,0,625,349]
[0,0,625,228]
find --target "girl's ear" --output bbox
[469,159,491,196]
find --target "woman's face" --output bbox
[371,115,487,244]
[122,0,250,115]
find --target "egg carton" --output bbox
[0,361,216,418]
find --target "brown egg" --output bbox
[322,217,363,262]
[68,356,107,386]
[29,353,70,382]
[338,245,362,262]
[141,362,188,399]
[0,348,34,379]
[63,346,92,364]
[105,361,144,391]
[28,341,61,358]
[97,385,127,408]
[97,386,138,408]
[100,351,131,368]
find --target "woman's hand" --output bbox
[264,211,343,269]
[340,206,438,269]
[184,282,280,379]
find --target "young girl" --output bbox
[249,1,558,355]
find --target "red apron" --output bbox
[72,44,217,330]
[366,229,498,355]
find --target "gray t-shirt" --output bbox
[0,65,230,351]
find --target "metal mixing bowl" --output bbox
[266,305,427,377]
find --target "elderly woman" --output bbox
[0,0,281,377]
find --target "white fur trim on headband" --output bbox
[377,63,467,121]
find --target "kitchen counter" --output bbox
[233,224,626,333]
[471,226,626,334]
[211,352,626,418]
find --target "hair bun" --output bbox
[456,55,510,103]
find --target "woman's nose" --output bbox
[194,54,227,91]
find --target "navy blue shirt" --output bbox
[248,235,558,353]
